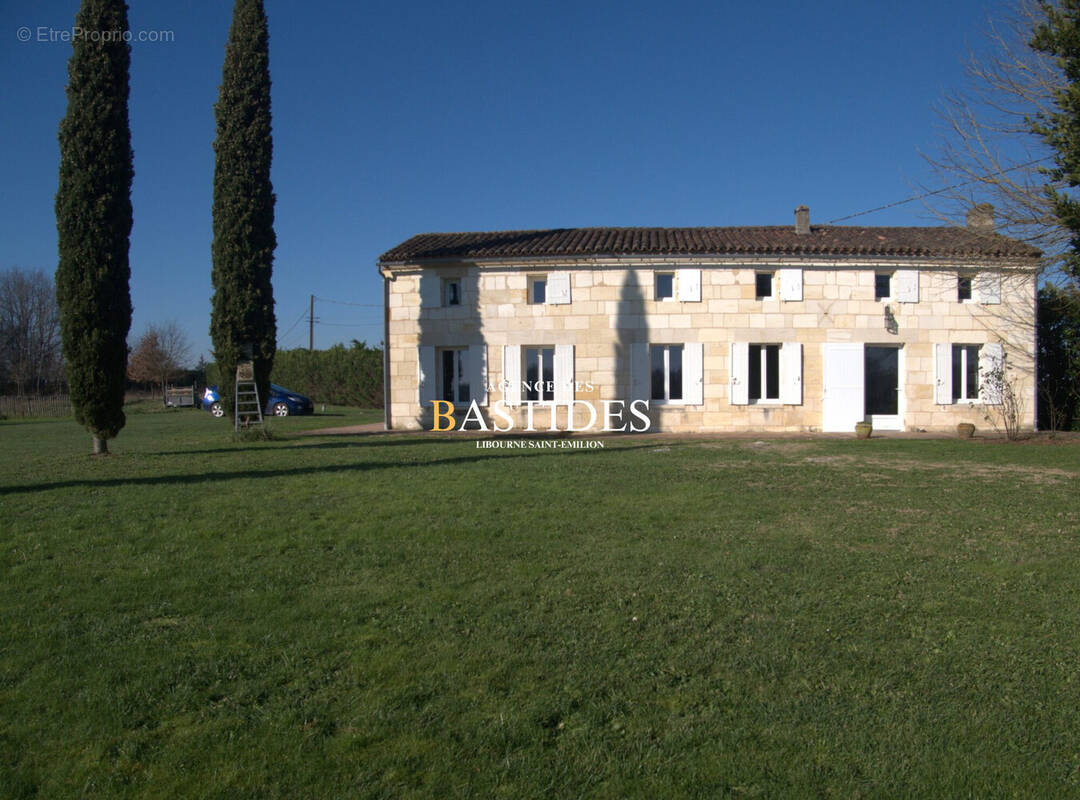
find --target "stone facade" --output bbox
[380,233,1038,435]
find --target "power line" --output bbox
[826,158,1051,224]
[278,308,308,340]
[313,296,382,308]
[317,321,383,328]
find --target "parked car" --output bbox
[202,384,314,417]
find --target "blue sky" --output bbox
[1,0,1016,363]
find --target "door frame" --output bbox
[865,344,904,431]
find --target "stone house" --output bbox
[377,206,1039,434]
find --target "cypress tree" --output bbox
[55,0,134,455]
[210,0,276,415]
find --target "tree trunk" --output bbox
[92,436,109,455]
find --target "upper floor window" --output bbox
[875,273,892,300]
[528,276,547,304]
[655,272,674,301]
[755,272,774,299]
[443,278,461,306]
[957,274,973,302]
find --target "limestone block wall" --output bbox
[385,259,1037,433]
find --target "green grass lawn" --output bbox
[2,410,1079,798]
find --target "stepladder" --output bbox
[234,360,264,431]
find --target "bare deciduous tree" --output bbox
[922,0,1068,277]
[0,267,63,395]
[127,322,192,398]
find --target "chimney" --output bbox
[794,205,810,235]
[966,203,995,232]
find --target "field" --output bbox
[2,407,1079,798]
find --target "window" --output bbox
[443,278,461,307]
[655,272,674,301]
[755,272,773,298]
[957,274,972,301]
[439,348,470,404]
[523,346,555,402]
[650,345,683,401]
[748,344,780,402]
[875,273,892,300]
[528,276,547,304]
[952,344,980,401]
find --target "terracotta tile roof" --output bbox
[379,225,1040,264]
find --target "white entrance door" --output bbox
[822,343,864,432]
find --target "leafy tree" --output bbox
[1038,284,1080,429]
[55,0,133,455]
[127,322,192,398]
[1031,0,1080,279]
[210,0,276,416]
[0,267,63,395]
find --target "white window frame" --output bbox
[523,345,556,404]
[655,272,675,302]
[528,275,547,305]
[442,278,461,307]
[748,343,782,404]
[650,344,684,403]
[755,271,774,299]
[874,272,892,301]
[436,347,470,406]
[730,342,801,406]
[957,273,973,302]
[952,344,980,403]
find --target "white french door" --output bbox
[822,343,864,433]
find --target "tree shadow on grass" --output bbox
[155,431,647,456]
[0,442,659,496]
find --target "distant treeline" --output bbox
[206,342,383,407]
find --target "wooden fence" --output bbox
[0,395,73,418]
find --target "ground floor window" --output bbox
[439,348,470,404]
[748,344,780,401]
[524,346,555,402]
[952,344,980,401]
[651,345,683,401]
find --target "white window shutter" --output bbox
[502,345,521,406]
[677,269,701,302]
[468,344,487,405]
[779,268,803,301]
[547,272,572,304]
[780,342,802,405]
[683,342,703,405]
[975,272,1001,304]
[895,269,920,303]
[419,273,441,308]
[630,343,650,402]
[730,342,749,405]
[981,342,1004,404]
[554,344,575,405]
[934,343,952,405]
[418,346,436,405]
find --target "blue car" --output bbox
[202,384,314,417]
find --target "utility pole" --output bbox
[308,293,314,351]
